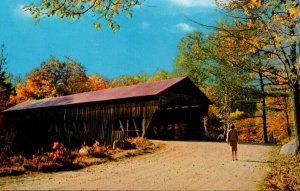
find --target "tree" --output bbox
[25,0,142,31]
[188,0,298,145]
[172,29,258,137]
[0,44,14,111]
[88,74,110,91]
[210,0,300,148]
[10,56,90,104]
[147,69,173,82]
[173,31,209,87]
[132,73,149,83]
[204,27,271,142]
[205,61,256,131]
[110,74,141,87]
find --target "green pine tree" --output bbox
[0,44,14,111]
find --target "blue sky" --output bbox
[0,0,217,79]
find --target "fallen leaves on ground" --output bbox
[260,147,300,191]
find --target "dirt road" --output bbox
[0,141,272,190]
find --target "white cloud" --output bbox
[140,21,150,29]
[176,23,195,32]
[169,0,215,7]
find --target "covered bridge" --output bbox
[1,77,211,152]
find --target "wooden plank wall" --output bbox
[3,100,159,152]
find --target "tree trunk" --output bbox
[224,86,230,140]
[288,6,299,149]
[259,71,268,143]
[282,86,291,137]
[292,80,300,149]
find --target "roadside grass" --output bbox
[0,138,162,177]
[258,147,300,191]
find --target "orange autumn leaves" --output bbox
[9,57,109,105]
[234,96,291,144]
[47,142,69,162]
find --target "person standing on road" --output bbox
[227,124,238,161]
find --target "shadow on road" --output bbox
[238,142,277,147]
[151,139,278,147]
[239,159,273,164]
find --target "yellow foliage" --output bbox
[88,75,109,91]
[244,0,261,11]
[250,0,261,8]
[230,109,245,120]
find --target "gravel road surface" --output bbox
[0,141,273,190]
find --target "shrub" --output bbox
[23,155,42,171]
[90,140,114,158]
[127,137,151,148]
[46,142,71,164]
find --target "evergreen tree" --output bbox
[0,44,14,111]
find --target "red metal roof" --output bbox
[4,77,188,112]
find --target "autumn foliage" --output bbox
[46,142,70,163]
[9,57,110,105]
[232,95,292,144]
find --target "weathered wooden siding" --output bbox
[3,100,159,152]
